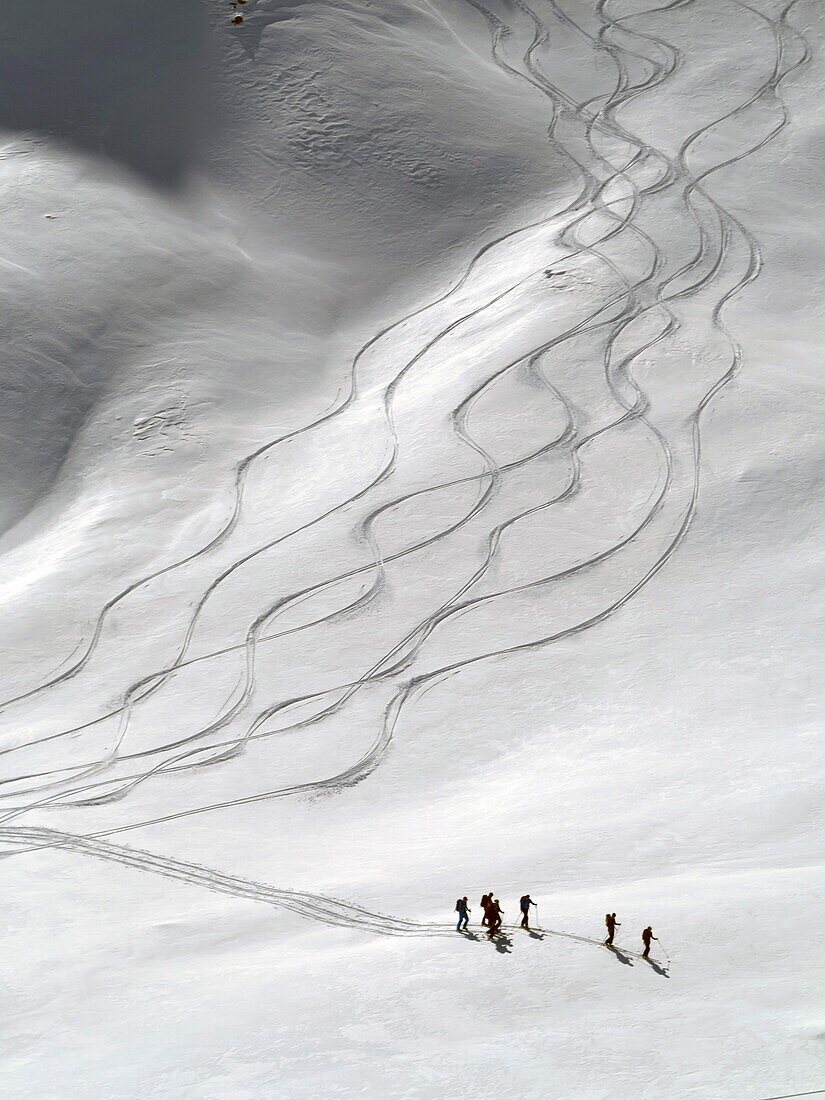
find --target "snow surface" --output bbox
[0,0,823,1096]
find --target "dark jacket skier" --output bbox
[480,892,493,926]
[455,896,470,932]
[605,912,620,946]
[487,898,503,937]
[519,894,537,929]
[642,926,657,958]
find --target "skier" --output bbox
[519,894,537,929]
[642,926,657,958]
[455,896,470,932]
[480,891,493,927]
[482,896,495,933]
[605,912,620,946]
[487,897,503,937]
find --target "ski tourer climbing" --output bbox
[605,912,620,946]
[487,897,503,937]
[480,892,493,927]
[642,926,657,958]
[455,896,470,932]
[482,896,495,932]
[519,894,537,929]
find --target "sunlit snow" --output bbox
[0,1,822,1096]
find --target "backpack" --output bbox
[455,899,464,912]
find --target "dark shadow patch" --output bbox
[605,945,634,967]
[0,0,211,186]
[644,957,670,978]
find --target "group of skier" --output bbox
[605,912,658,956]
[455,891,538,938]
[454,896,660,957]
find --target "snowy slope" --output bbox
[0,0,823,1097]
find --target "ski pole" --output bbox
[656,938,671,965]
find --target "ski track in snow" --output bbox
[0,0,811,941]
[0,824,670,967]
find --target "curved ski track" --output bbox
[0,0,810,944]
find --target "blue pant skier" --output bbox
[455,897,470,931]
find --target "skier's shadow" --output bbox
[644,957,670,979]
[526,929,545,940]
[605,945,634,967]
[458,930,481,942]
[490,932,513,954]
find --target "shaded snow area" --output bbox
[0,0,823,1096]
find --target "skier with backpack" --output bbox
[605,912,620,946]
[642,926,658,958]
[455,896,470,932]
[479,891,493,927]
[519,894,537,929]
[486,897,503,938]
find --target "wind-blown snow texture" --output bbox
[1,1,823,1096]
